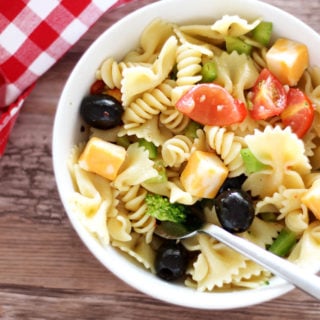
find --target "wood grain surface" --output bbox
[1,0,320,319]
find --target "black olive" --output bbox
[218,174,247,194]
[155,240,188,281]
[215,189,254,233]
[80,94,124,129]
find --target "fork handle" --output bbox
[202,223,320,300]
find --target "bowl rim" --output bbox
[52,0,320,309]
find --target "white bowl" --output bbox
[52,0,320,309]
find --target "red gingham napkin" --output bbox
[0,0,134,156]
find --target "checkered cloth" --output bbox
[0,0,133,156]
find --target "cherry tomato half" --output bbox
[281,88,314,138]
[249,68,287,120]
[90,79,106,95]
[175,83,247,126]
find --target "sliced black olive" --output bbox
[218,174,247,194]
[80,94,124,129]
[155,240,188,281]
[215,189,254,233]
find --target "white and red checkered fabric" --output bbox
[0,0,133,155]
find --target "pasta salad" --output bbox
[68,15,320,292]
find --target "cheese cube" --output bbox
[79,137,126,181]
[266,38,309,86]
[301,180,320,220]
[180,151,228,198]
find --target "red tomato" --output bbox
[281,88,314,138]
[90,79,105,95]
[249,68,287,120]
[175,83,247,126]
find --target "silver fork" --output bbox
[155,222,320,300]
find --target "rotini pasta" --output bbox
[98,58,151,90]
[119,184,156,243]
[170,43,204,104]
[175,43,203,87]
[159,106,190,134]
[251,47,268,70]
[122,79,175,125]
[204,125,246,177]
[161,134,193,167]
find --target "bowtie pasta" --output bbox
[68,15,320,292]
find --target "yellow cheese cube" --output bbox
[301,180,320,220]
[180,151,228,198]
[266,38,309,86]
[78,137,126,181]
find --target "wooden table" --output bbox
[1,0,320,318]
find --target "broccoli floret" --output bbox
[145,194,187,223]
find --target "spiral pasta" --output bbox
[175,43,203,86]
[161,134,193,167]
[170,43,203,104]
[119,185,156,243]
[159,106,190,134]
[204,125,246,177]
[251,47,268,70]
[191,128,208,153]
[122,80,175,125]
[98,58,150,90]
[98,57,122,89]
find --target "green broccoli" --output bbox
[240,148,269,174]
[145,194,187,223]
[138,138,158,159]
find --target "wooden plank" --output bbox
[1,0,320,318]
